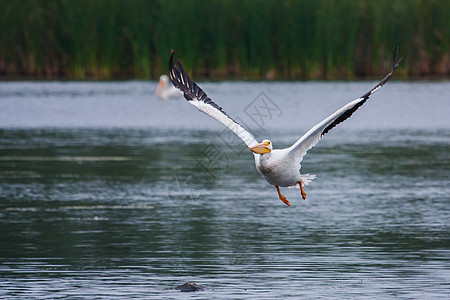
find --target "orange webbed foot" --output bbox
[275,185,290,206]
[298,180,307,200]
[279,194,291,206]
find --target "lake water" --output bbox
[0,80,449,299]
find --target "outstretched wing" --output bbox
[288,48,402,163]
[169,50,258,148]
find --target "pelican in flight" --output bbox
[169,50,402,206]
[155,74,181,100]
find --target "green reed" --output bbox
[0,0,448,79]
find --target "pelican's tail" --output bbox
[301,174,316,185]
[289,174,316,189]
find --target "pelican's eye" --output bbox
[266,141,271,146]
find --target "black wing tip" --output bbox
[168,50,189,90]
[167,50,209,102]
[169,50,174,69]
[360,48,402,100]
[169,50,176,83]
[168,50,185,81]
[386,46,403,81]
[322,48,402,137]
[392,46,403,72]
[176,58,187,76]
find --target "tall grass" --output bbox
[0,0,448,79]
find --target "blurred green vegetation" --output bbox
[0,0,448,80]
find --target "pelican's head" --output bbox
[155,75,169,96]
[249,139,272,154]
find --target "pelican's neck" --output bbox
[253,152,272,166]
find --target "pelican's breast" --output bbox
[258,161,278,175]
[256,150,300,187]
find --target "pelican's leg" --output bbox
[298,180,306,200]
[275,185,290,206]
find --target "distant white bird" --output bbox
[169,50,402,206]
[154,75,180,100]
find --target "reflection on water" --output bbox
[0,81,449,298]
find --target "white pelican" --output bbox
[154,74,181,100]
[169,50,402,206]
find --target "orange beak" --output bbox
[249,142,271,154]
[154,80,165,96]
